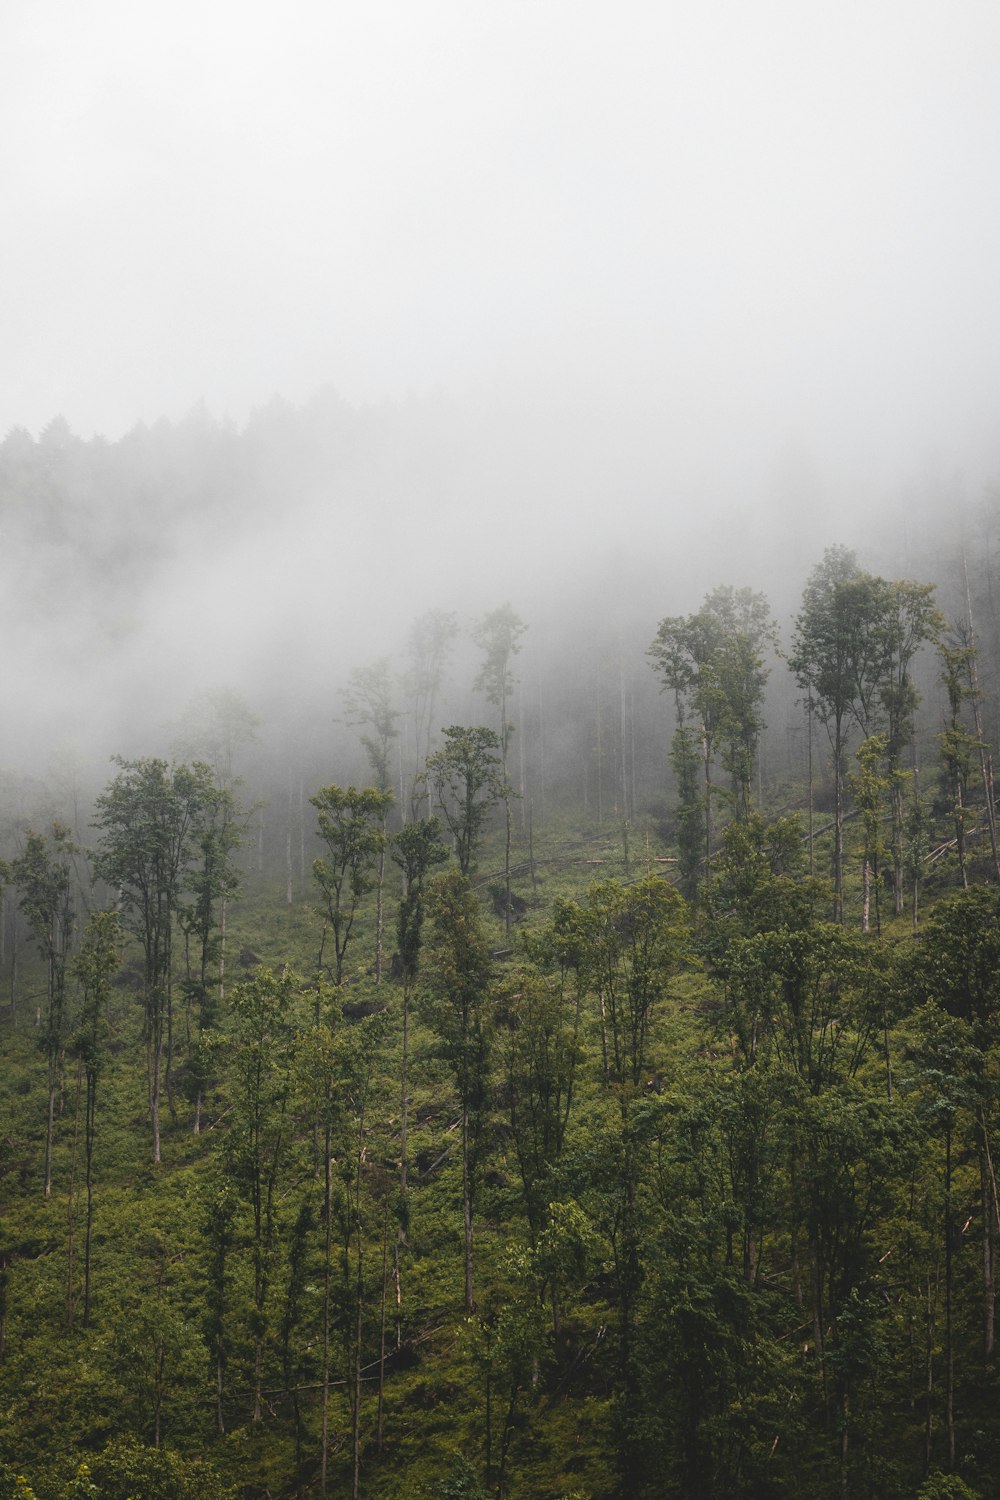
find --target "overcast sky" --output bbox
[3,1,1000,506]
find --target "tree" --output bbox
[344,661,401,981]
[405,609,459,816]
[473,604,527,935]
[172,687,259,790]
[849,734,890,935]
[422,871,493,1313]
[311,784,393,986]
[559,876,687,1492]
[698,809,825,978]
[390,818,448,1313]
[343,659,400,797]
[73,911,120,1326]
[496,961,581,1247]
[879,581,942,914]
[329,1012,387,1500]
[669,725,705,900]
[789,548,894,922]
[93,758,217,1163]
[12,825,76,1198]
[938,633,979,888]
[224,967,300,1425]
[910,887,1000,1362]
[344,663,398,978]
[177,782,241,1130]
[425,726,506,877]
[650,586,775,878]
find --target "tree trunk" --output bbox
[83,1074,96,1326]
[65,1060,82,1328]
[892,776,905,917]
[352,1211,364,1500]
[978,1107,998,1360]
[44,1075,55,1199]
[945,1124,955,1469]
[833,717,845,923]
[462,1100,474,1315]
[375,838,386,982]
[149,1035,161,1166]
[321,1120,333,1498]
[396,980,411,1346]
[377,1199,389,1451]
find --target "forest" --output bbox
[3,405,1000,1500]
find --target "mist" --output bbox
[2,2,999,796]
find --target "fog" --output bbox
[2,2,999,796]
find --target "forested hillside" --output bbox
[3,404,1000,1500]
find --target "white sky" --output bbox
[3,1,1000,501]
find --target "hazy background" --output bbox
[2,1,999,783]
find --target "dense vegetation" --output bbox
[3,407,1000,1500]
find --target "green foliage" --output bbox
[81,1438,234,1499]
[311,782,393,982]
[916,1477,982,1500]
[0,1467,39,1500]
[4,588,1000,1500]
[424,726,505,876]
[651,586,776,871]
[391,816,449,981]
[434,1454,489,1500]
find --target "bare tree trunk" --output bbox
[375,839,386,983]
[893,775,906,917]
[395,981,410,1347]
[65,1059,82,1328]
[149,1033,161,1166]
[833,719,845,923]
[598,989,609,1085]
[44,1076,55,1199]
[352,1218,364,1500]
[978,1107,998,1359]
[462,1101,474,1315]
[83,1073,96,1326]
[946,1124,955,1469]
[839,1389,850,1500]
[924,1271,937,1477]
[377,1198,389,1451]
[321,1121,333,1498]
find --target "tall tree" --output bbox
[473,604,527,935]
[938,633,979,889]
[849,734,890,935]
[177,782,242,1130]
[496,959,581,1249]
[73,910,120,1326]
[13,824,76,1199]
[650,586,774,877]
[390,817,448,1312]
[343,660,400,982]
[559,876,687,1491]
[425,726,506,877]
[311,785,393,986]
[93,758,216,1162]
[789,548,893,922]
[225,967,300,1426]
[422,871,493,1314]
[405,609,459,816]
[879,581,942,914]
